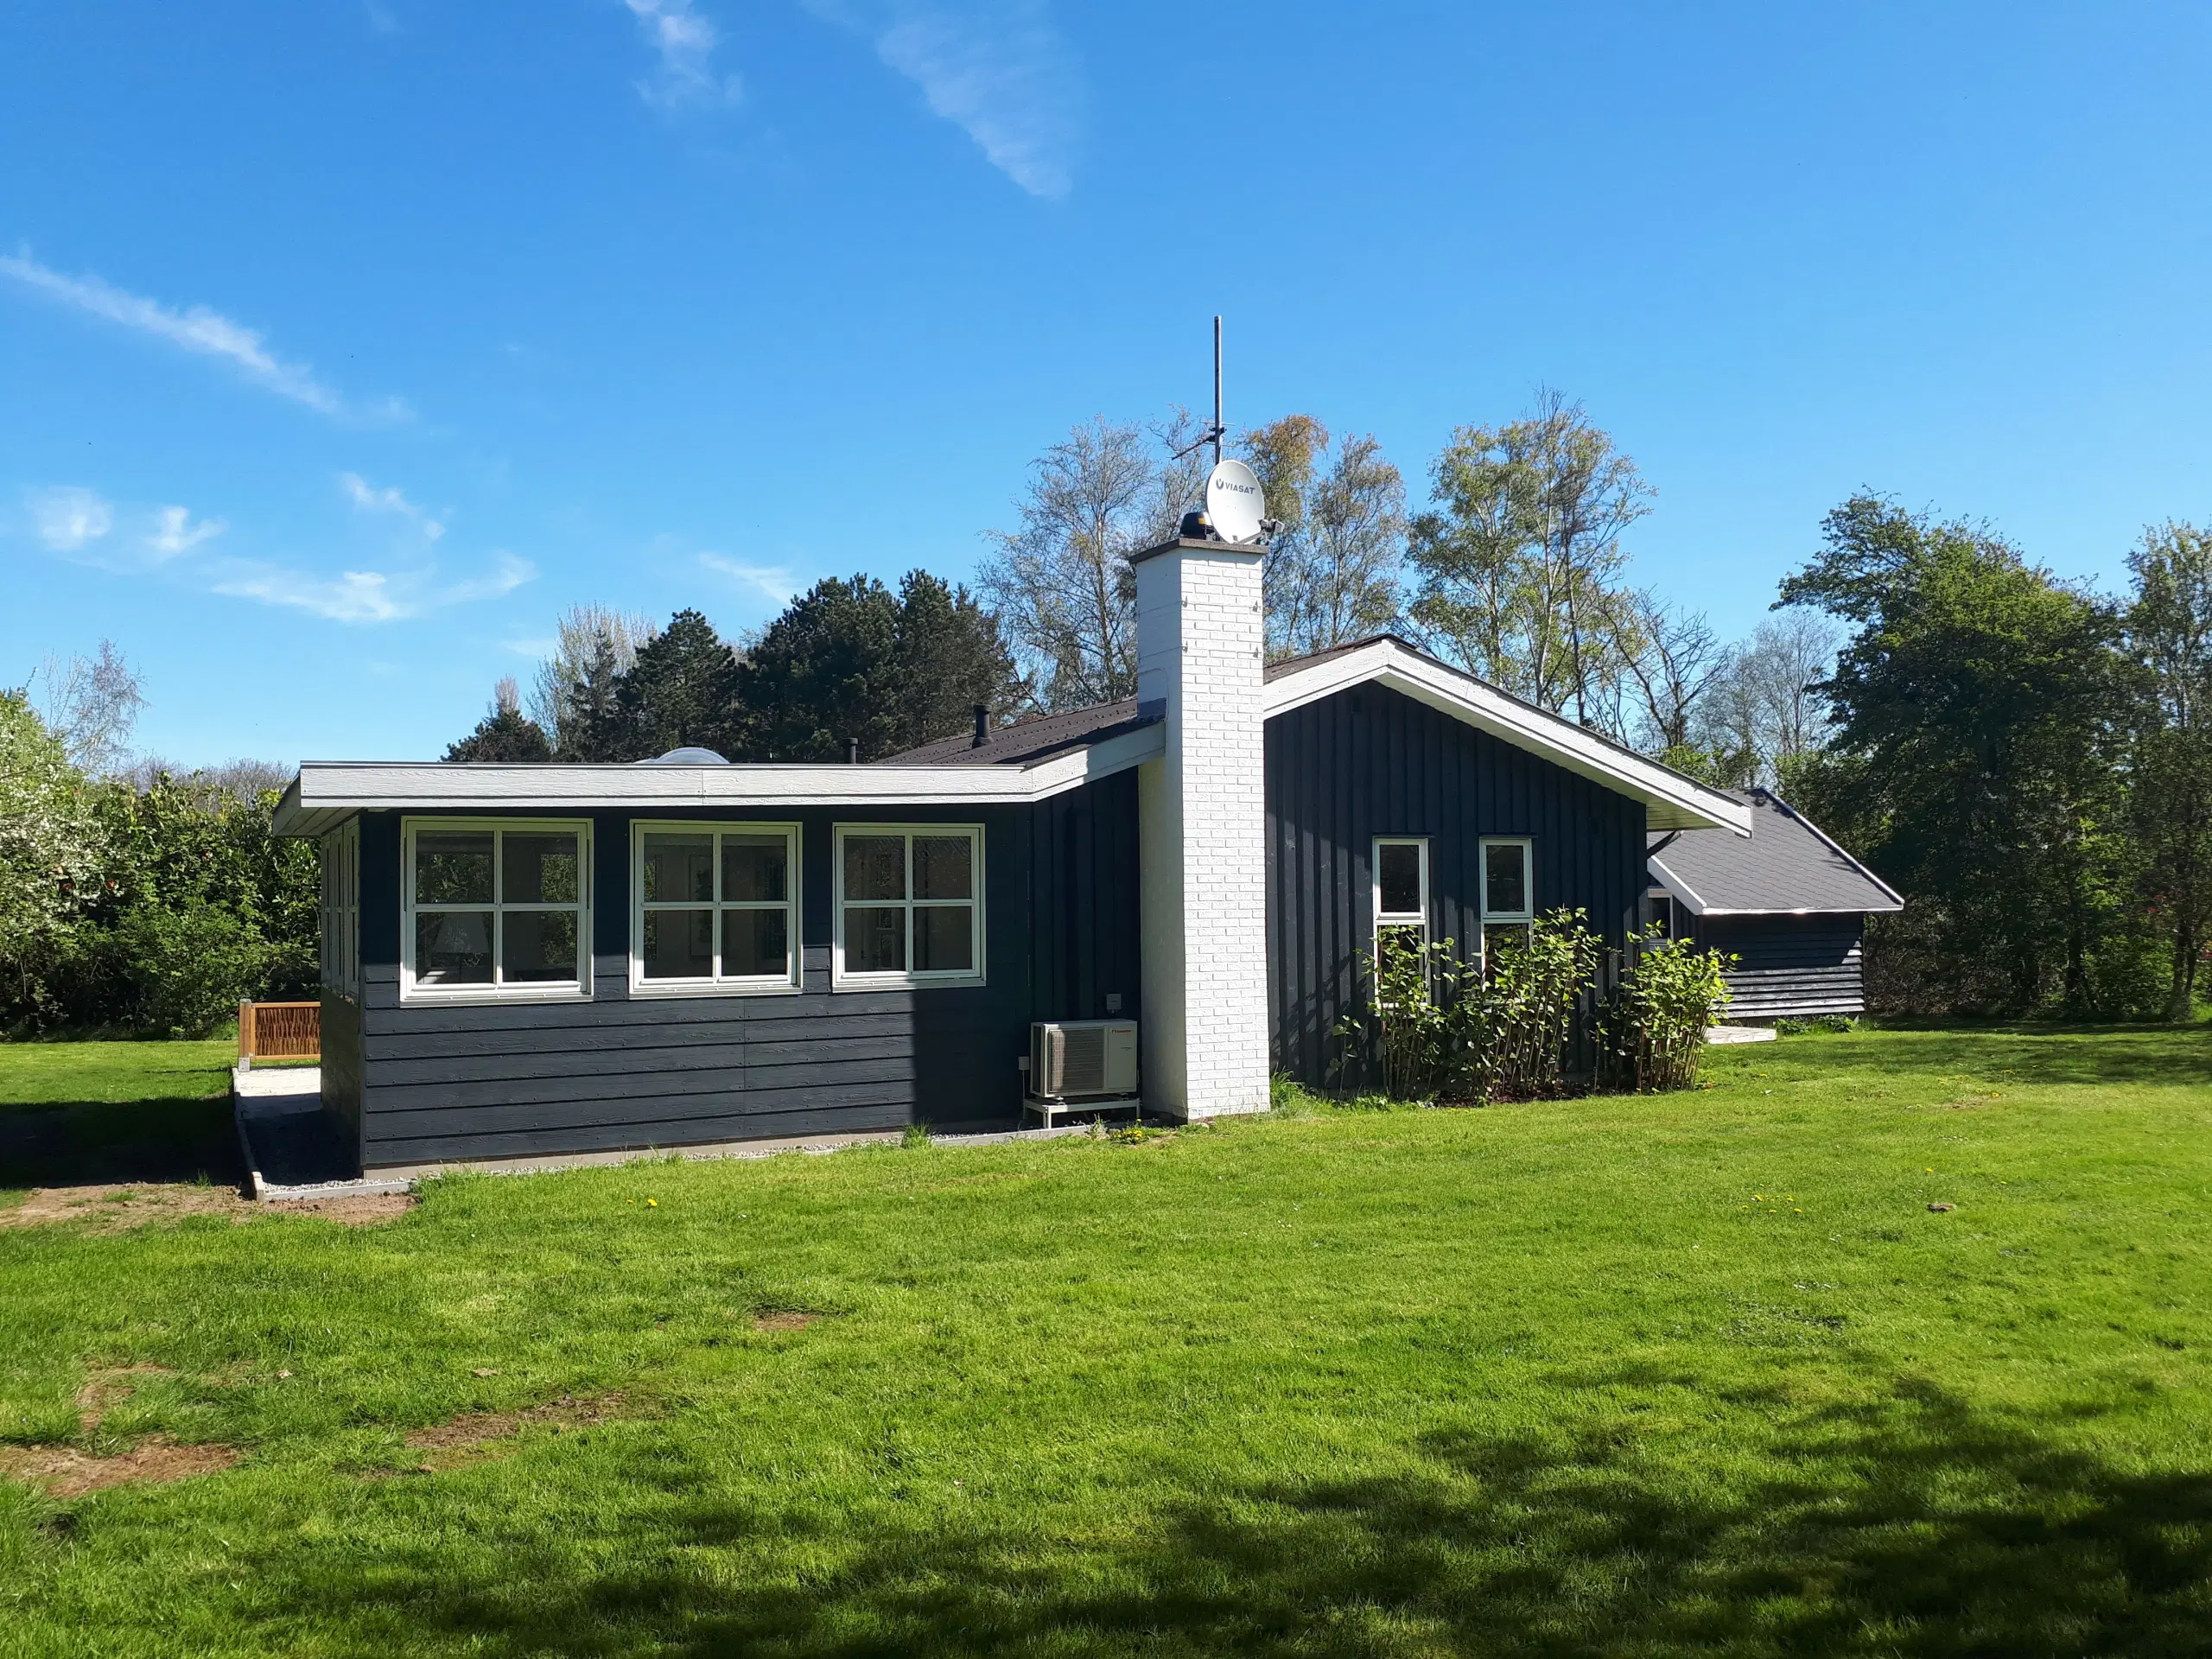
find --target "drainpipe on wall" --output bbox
[1133,532,1271,1122]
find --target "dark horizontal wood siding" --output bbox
[319,992,364,1163]
[1265,683,1649,1088]
[1694,913,1866,1019]
[348,779,1136,1169]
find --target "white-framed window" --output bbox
[400,817,592,1002]
[320,818,359,1001]
[832,824,985,988]
[1479,836,1535,964]
[1372,836,1429,958]
[631,821,801,995]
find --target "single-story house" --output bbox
[275,535,1751,1175]
[1644,787,1904,1020]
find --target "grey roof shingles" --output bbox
[1649,789,1903,916]
[875,700,1153,766]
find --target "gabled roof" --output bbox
[1648,788,1904,916]
[1263,636,1751,835]
[880,701,1153,766]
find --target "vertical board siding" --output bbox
[1026,768,1142,1025]
[1695,913,1867,1018]
[346,781,1138,1169]
[1264,683,1649,1089]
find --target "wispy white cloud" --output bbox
[28,486,114,552]
[148,505,225,558]
[808,1,1080,196]
[0,250,404,421]
[625,0,742,106]
[699,550,798,606]
[213,551,534,624]
[340,471,446,540]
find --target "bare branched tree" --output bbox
[1694,608,1841,786]
[530,605,656,757]
[31,640,145,778]
[1621,595,1727,754]
[981,416,1160,709]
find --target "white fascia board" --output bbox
[1646,855,1711,915]
[1266,643,1753,836]
[271,721,1165,837]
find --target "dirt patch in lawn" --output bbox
[0,1184,413,1231]
[750,1309,827,1332]
[0,1436,237,1497]
[384,1393,629,1473]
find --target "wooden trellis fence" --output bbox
[238,1001,320,1068]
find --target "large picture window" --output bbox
[402,818,590,1001]
[632,822,801,995]
[833,825,984,988]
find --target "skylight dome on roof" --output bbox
[639,747,728,765]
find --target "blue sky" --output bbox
[5,2,2210,766]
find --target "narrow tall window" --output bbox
[1479,836,1535,965]
[320,819,359,1001]
[834,825,984,988]
[1372,838,1429,969]
[632,823,800,994]
[402,819,589,1000]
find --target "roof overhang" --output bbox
[271,719,1166,837]
[1647,859,1904,918]
[1266,640,1752,836]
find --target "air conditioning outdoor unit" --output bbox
[1028,1020,1139,1103]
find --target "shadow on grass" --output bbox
[258,1379,2212,1656]
[1745,1021,2212,1091]
[0,1096,242,1191]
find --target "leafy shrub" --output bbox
[1605,931,1734,1092]
[108,903,274,1038]
[1776,1014,1857,1036]
[1341,910,1603,1105]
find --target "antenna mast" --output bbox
[1212,315,1224,469]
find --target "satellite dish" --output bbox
[1204,458,1266,543]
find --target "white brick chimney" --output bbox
[1135,535,1271,1120]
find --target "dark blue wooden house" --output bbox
[276,535,1750,1175]
[1646,788,1904,1020]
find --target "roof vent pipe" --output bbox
[971,703,990,748]
[845,737,860,765]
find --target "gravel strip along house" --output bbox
[273,534,1751,1176]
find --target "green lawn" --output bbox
[2,1025,2209,1656]
[0,1039,239,1199]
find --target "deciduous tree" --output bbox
[2124,522,2212,1018]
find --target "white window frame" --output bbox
[629,821,803,997]
[400,817,593,1004]
[1478,836,1535,966]
[320,818,360,1001]
[1371,836,1430,955]
[831,823,987,990]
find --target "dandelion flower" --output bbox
[646,1198,658,1208]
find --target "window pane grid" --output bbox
[637,826,796,986]
[836,828,981,984]
[409,823,588,995]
